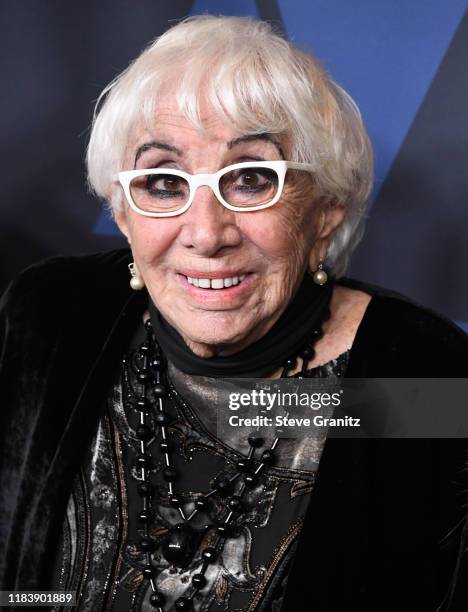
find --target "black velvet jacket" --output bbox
[1,249,468,611]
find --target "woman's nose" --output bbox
[178,186,242,256]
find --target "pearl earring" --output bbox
[128,262,145,291]
[312,260,328,285]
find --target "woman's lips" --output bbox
[187,273,246,289]
[176,272,257,306]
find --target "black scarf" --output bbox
[149,272,333,377]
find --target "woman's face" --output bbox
[116,99,340,357]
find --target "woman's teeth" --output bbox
[187,274,246,289]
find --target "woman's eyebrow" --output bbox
[134,141,182,166]
[134,134,284,167]
[227,133,284,157]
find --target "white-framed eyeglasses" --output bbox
[116,160,315,217]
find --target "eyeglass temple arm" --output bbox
[286,161,316,173]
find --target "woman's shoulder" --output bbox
[4,249,131,291]
[338,277,468,376]
[1,249,132,306]
[0,249,145,384]
[0,249,135,342]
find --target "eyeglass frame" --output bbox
[116,160,316,218]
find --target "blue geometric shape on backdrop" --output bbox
[280,0,467,196]
[94,0,466,237]
[94,209,115,235]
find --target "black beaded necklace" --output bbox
[122,309,329,611]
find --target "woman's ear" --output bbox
[108,185,132,244]
[316,201,346,241]
[308,201,346,271]
[114,208,131,244]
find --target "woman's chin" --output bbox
[179,323,256,358]
[181,334,241,358]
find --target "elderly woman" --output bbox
[1,15,467,612]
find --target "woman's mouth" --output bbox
[176,271,255,307]
[186,274,247,289]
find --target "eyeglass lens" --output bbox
[129,166,279,213]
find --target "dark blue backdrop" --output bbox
[1,1,467,330]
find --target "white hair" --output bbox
[87,15,373,276]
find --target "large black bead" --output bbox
[149,591,165,607]
[248,433,264,448]
[153,383,167,397]
[145,319,153,331]
[284,357,296,369]
[162,467,177,482]
[174,597,192,610]
[154,412,169,426]
[228,496,243,512]
[150,357,163,369]
[300,345,314,359]
[137,482,154,497]
[260,450,275,465]
[162,524,197,568]
[216,479,233,497]
[202,547,217,563]
[136,424,153,441]
[192,573,207,589]
[143,564,156,578]
[236,458,251,473]
[139,537,155,552]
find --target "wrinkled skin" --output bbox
[115,98,345,358]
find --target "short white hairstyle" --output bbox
[87,15,373,276]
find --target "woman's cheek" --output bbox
[247,208,303,256]
[247,220,281,253]
[131,218,178,263]
[267,204,316,261]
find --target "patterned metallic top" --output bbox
[51,329,348,612]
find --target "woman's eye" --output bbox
[240,173,259,187]
[235,170,270,190]
[147,175,182,191]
